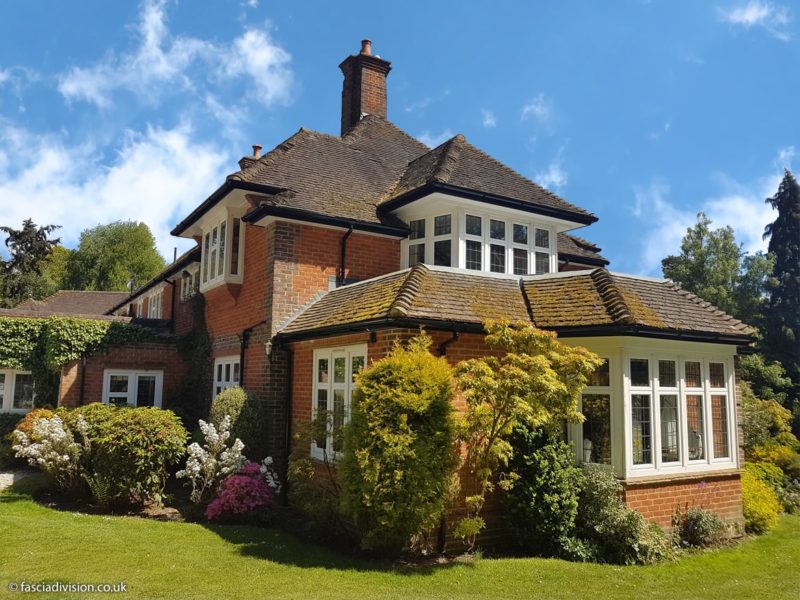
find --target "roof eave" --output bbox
[553,324,754,345]
[379,182,599,226]
[242,204,410,237]
[558,252,609,267]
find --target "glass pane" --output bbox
[225,363,231,383]
[203,233,210,283]
[685,361,702,388]
[465,214,482,236]
[686,394,705,460]
[513,223,528,245]
[0,373,5,405]
[630,358,650,387]
[333,357,346,383]
[709,363,726,388]
[317,358,329,383]
[136,375,156,408]
[233,362,240,383]
[408,243,425,267]
[513,248,528,275]
[582,394,611,464]
[351,355,365,382]
[332,389,345,452]
[217,363,222,382]
[210,250,217,280]
[315,389,328,449]
[490,244,505,273]
[12,373,34,410]
[110,375,129,393]
[658,360,677,388]
[711,394,729,458]
[535,228,550,248]
[230,218,241,275]
[631,394,652,465]
[219,221,227,277]
[588,359,610,387]
[434,214,451,236]
[490,219,505,240]
[535,251,550,274]
[109,395,129,408]
[660,394,680,463]
[434,240,451,266]
[466,240,482,270]
[409,219,425,240]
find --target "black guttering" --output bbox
[171,180,286,237]
[242,203,410,237]
[378,182,599,226]
[275,318,752,346]
[559,253,609,267]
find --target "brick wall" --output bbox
[59,341,187,408]
[622,471,744,530]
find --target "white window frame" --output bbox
[101,369,163,408]
[0,369,35,413]
[181,265,200,302]
[431,213,454,267]
[200,213,245,292]
[135,298,144,318]
[512,222,530,275]
[578,357,613,466]
[624,353,737,477]
[213,356,241,398]
[407,217,426,267]
[147,287,164,319]
[311,344,367,461]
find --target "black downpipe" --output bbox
[337,224,354,287]
[239,320,267,385]
[437,329,460,356]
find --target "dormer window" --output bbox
[200,214,244,291]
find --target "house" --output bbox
[2,40,752,534]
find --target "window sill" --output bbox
[622,466,741,485]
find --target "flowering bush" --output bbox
[260,456,282,494]
[205,462,274,522]
[177,416,245,504]
[12,415,88,491]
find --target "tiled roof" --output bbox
[385,134,595,221]
[557,233,608,265]
[0,290,130,318]
[279,265,753,342]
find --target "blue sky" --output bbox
[0,0,797,275]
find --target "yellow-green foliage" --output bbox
[742,470,781,534]
[453,322,603,548]
[339,334,459,552]
[209,386,269,461]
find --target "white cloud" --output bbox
[58,0,293,109]
[481,108,496,128]
[535,144,569,191]
[521,93,553,123]
[630,153,784,275]
[648,121,671,141]
[718,1,793,40]
[417,129,454,148]
[404,89,450,114]
[776,145,795,169]
[0,119,230,260]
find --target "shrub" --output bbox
[14,408,55,440]
[206,463,274,522]
[209,386,269,461]
[505,422,581,556]
[0,413,24,466]
[741,470,781,534]
[339,335,459,553]
[12,414,87,491]
[674,507,727,548]
[746,461,786,491]
[576,465,671,565]
[177,416,245,504]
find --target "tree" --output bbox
[453,322,602,549]
[763,170,800,398]
[0,219,61,307]
[66,221,166,292]
[661,213,770,323]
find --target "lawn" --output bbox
[1,478,798,600]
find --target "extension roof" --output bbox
[278,265,753,344]
[0,290,130,319]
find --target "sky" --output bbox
[0,0,797,276]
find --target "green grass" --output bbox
[1,477,798,600]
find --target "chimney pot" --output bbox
[252,144,262,159]
[360,39,372,56]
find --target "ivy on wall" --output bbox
[0,316,157,406]
[170,294,213,425]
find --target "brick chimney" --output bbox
[339,39,391,135]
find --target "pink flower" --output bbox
[205,463,274,522]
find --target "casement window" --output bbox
[408,218,426,267]
[432,214,452,267]
[626,355,735,473]
[311,344,367,460]
[581,358,611,464]
[465,214,483,271]
[181,266,200,301]
[102,370,163,408]
[135,298,144,317]
[0,370,35,413]
[534,227,551,274]
[213,357,241,398]
[147,288,164,319]
[512,223,530,274]
[200,215,244,290]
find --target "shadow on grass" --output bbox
[203,521,470,575]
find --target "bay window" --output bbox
[433,214,452,266]
[311,344,367,460]
[0,370,35,413]
[200,213,244,290]
[102,370,163,408]
[581,358,611,464]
